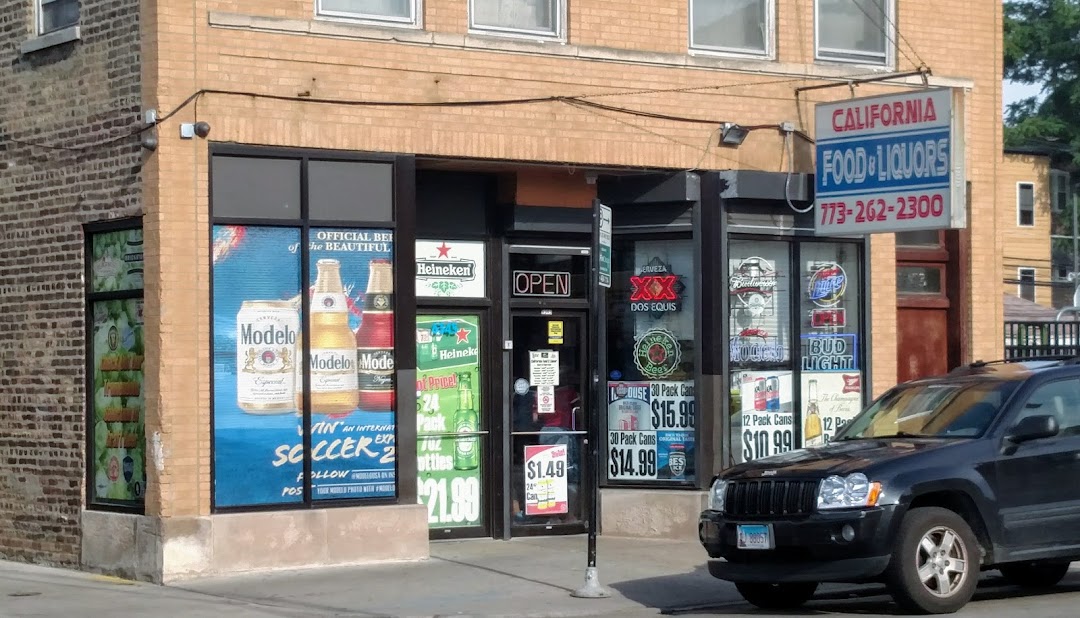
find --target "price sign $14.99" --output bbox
[608,431,658,479]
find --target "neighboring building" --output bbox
[1,0,1002,582]
[1000,148,1077,311]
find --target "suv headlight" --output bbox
[817,473,883,510]
[708,478,728,512]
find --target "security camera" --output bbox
[193,121,211,138]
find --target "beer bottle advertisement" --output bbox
[799,373,862,447]
[212,226,304,508]
[307,228,396,501]
[415,315,483,529]
[733,370,795,464]
[90,298,146,504]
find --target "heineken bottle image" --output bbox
[453,371,480,471]
[309,259,360,415]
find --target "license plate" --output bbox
[736,524,773,550]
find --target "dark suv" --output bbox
[699,358,1080,614]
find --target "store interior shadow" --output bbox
[612,570,1080,616]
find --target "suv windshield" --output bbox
[835,379,1020,440]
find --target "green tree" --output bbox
[1003,0,1080,162]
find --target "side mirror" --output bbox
[1007,414,1059,444]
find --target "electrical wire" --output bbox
[865,0,929,70]
[782,129,814,214]
[848,0,920,71]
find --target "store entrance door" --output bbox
[507,311,590,536]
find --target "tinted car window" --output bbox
[1013,378,1080,436]
[836,380,1019,440]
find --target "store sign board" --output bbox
[513,270,571,297]
[814,88,966,235]
[416,240,485,298]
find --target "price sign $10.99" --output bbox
[742,427,794,462]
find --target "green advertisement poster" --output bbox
[91,298,146,503]
[416,314,483,529]
[91,229,144,293]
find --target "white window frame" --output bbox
[1017,267,1036,302]
[36,0,79,35]
[814,0,895,67]
[1017,182,1035,227]
[688,0,775,59]
[468,0,565,40]
[315,0,421,27]
[1051,170,1070,213]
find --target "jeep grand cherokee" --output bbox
[699,358,1080,614]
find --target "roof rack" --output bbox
[961,355,1080,370]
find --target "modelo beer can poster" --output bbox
[416,315,483,529]
[606,381,695,483]
[212,225,397,508]
[735,371,795,463]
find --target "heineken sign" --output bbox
[416,240,486,299]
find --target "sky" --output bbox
[1003,79,1045,117]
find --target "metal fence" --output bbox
[1004,321,1080,359]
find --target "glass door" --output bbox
[508,312,589,536]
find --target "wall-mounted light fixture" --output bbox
[141,108,159,151]
[719,122,749,147]
[180,121,211,139]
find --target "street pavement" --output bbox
[2,535,1080,617]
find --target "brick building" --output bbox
[1,0,1002,581]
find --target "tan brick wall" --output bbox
[1000,153,1052,308]
[143,0,1002,513]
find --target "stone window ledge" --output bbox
[21,25,81,55]
[207,11,975,91]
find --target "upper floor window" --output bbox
[1051,170,1071,213]
[38,0,79,34]
[1018,267,1036,302]
[816,0,892,65]
[1018,182,1035,226]
[317,0,418,25]
[690,0,772,58]
[470,0,562,38]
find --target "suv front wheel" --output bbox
[999,561,1071,588]
[885,506,981,614]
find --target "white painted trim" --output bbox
[814,0,896,69]
[688,0,774,61]
[1016,181,1035,227]
[314,0,423,30]
[467,0,565,42]
[1017,267,1036,301]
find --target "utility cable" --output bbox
[847,0,920,71]
[865,0,929,70]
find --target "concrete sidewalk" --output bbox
[0,536,746,617]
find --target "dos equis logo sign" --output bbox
[629,256,685,317]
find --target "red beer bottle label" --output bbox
[356,258,396,411]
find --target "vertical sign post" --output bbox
[572,199,611,599]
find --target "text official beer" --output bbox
[309,259,360,415]
[236,300,299,414]
[356,258,396,411]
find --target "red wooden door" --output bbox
[897,306,949,383]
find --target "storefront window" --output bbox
[605,238,696,485]
[87,225,146,508]
[728,241,794,464]
[799,243,863,447]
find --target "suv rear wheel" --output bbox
[885,506,980,614]
[999,561,1071,588]
[734,582,818,610]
